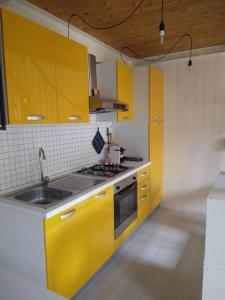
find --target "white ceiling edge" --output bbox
[0,0,135,64]
[132,44,225,66]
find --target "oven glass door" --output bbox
[114,182,137,239]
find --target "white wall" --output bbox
[158,52,225,215]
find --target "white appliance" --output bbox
[107,145,121,164]
[202,172,225,299]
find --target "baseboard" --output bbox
[160,202,206,217]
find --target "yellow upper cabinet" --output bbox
[149,66,164,121]
[45,199,91,299]
[1,9,58,124]
[54,33,89,123]
[117,61,133,122]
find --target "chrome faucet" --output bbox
[38,147,49,186]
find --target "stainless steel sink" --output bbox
[6,173,106,210]
[9,186,72,209]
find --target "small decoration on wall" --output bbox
[92,127,105,154]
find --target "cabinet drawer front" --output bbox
[137,166,150,182]
[138,190,150,224]
[138,178,150,196]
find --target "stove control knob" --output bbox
[116,186,120,191]
[132,176,136,180]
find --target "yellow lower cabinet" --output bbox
[88,187,114,277]
[138,178,151,224]
[44,200,91,299]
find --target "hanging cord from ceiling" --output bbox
[67,0,144,38]
[159,0,165,44]
[120,33,193,69]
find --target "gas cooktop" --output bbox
[76,163,130,178]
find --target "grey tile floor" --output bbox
[73,207,206,300]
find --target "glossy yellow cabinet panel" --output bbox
[149,66,164,121]
[44,200,91,299]
[88,187,114,276]
[138,178,151,224]
[150,120,163,212]
[117,61,133,122]
[137,166,151,183]
[1,9,58,124]
[54,33,89,123]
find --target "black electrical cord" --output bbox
[68,0,144,38]
[120,33,193,66]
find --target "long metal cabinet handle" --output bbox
[27,115,45,121]
[60,209,76,220]
[95,192,107,199]
[68,116,81,121]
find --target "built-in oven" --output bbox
[114,174,137,239]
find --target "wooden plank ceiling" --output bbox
[28,0,225,57]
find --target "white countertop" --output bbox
[208,172,225,202]
[0,161,151,219]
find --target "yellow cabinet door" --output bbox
[138,178,151,224]
[88,187,114,277]
[150,120,163,212]
[117,61,133,122]
[54,33,89,123]
[1,9,58,124]
[149,66,164,121]
[45,200,91,299]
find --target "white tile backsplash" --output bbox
[0,115,112,192]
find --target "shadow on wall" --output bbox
[162,185,213,214]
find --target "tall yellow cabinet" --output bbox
[149,66,164,212]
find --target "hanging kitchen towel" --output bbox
[92,127,105,154]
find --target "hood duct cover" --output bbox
[88,54,129,114]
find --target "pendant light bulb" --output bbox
[159,20,165,44]
[188,58,192,71]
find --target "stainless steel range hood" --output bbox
[88,54,128,114]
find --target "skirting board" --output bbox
[161,201,206,217]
